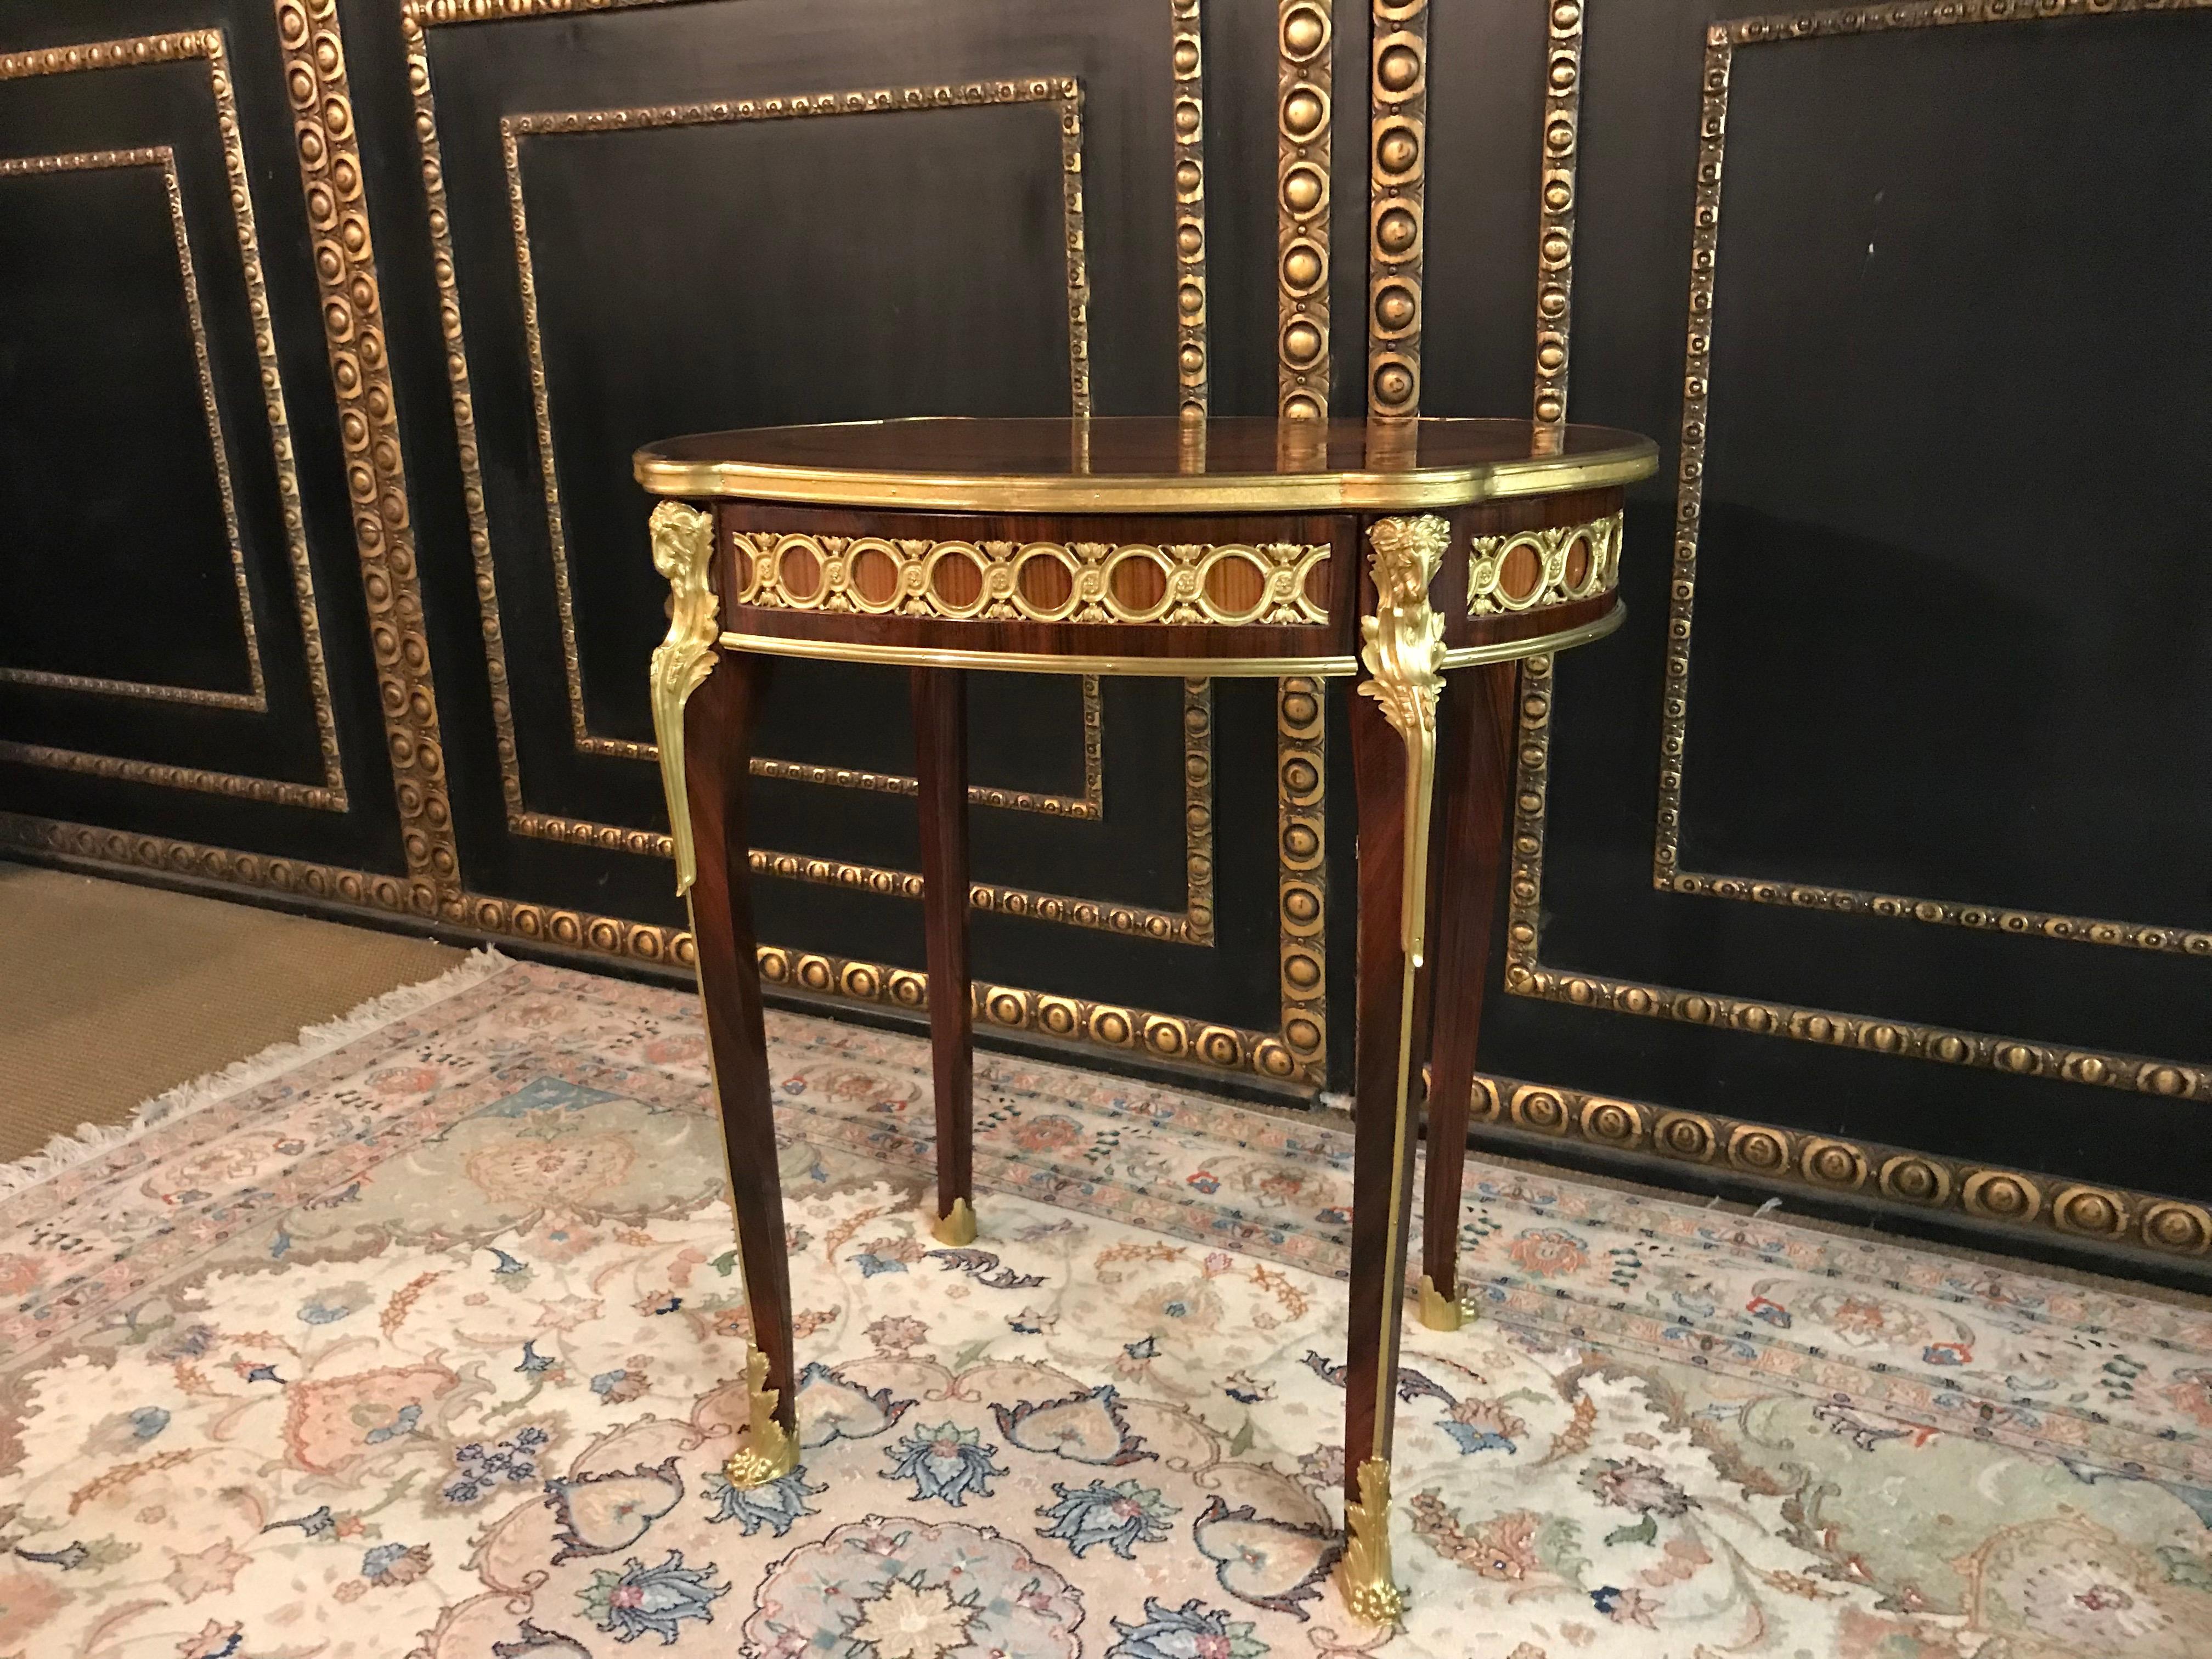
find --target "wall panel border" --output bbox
[1651,0,2212,957]
[0,33,347,809]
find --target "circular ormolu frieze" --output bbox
[1281,821,1321,862]
[1799,1138,1867,1190]
[797,957,834,992]
[1282,391,1323,421]
[2143,1201,2212,1255]
[1199,1026,1243,1068]
[2140,1065,2192,1097]
[1254,1040,1297,1080]
[1281,239,1325,294]
[1962,1169,2042,1222]
[1178,343,1205,377]
[1654,1111,1715,1160]
[1281,688,1319,727]
[1175,160,1202,196]
[889,972,927,1008]
[1877,1154,1951,1206]
[985,990,1025,1026]
[1281,950,1322,992]
[840,963,880,1001]
[1581,1098,1641,1145]
[1726,1125,1788,1172]
[1091,1008,1132,1046]
[1173,39,1200,75]
[1281,882,1322,929]
[1511,1088,1568,1133]
[1282,318,1323,365]
[1284,1015,1323,1054]
[2052,1186,2126,1238]
[1036,997,1080,1036]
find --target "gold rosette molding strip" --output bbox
[1277,0,1333,416]
[1366,0,1428,420]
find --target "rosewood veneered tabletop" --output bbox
[635,413,1657,1623]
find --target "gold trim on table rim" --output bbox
[715,606,1623,679]
[634,431,1658,511]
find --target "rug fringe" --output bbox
[0,946,514,1198]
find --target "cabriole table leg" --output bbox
[648,500,797,1488]
[1417,659,1520,1329]
[1335,512,1454,1624]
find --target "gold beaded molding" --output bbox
[1474,1070,2212,1262]
[0,38,346,810]
[276,0,460,911]
[1171,0,1209,417]
[1276,0,1333,417]
[732,532,1332,627]
[1468,513,1620,617]
[1505,657,2212,1101]
[1531,0,1584,449]
[0,805,1307,1085]
[1654,0,2212,957]
[1365,0,1427,419]
[21,803,2212,1261]
[0,148,261,713]
[1277,677,1329,1082]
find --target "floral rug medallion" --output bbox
[2,956,2210,1658]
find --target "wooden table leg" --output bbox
[684,652,800,1487]
[1415,660,1520,1329]
[647,500,795,1490]
[913,667,976,1245]
[1335,512,1454,1626]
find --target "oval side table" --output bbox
[634,414,1657,1623]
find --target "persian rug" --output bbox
[4,955,2211,1659]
